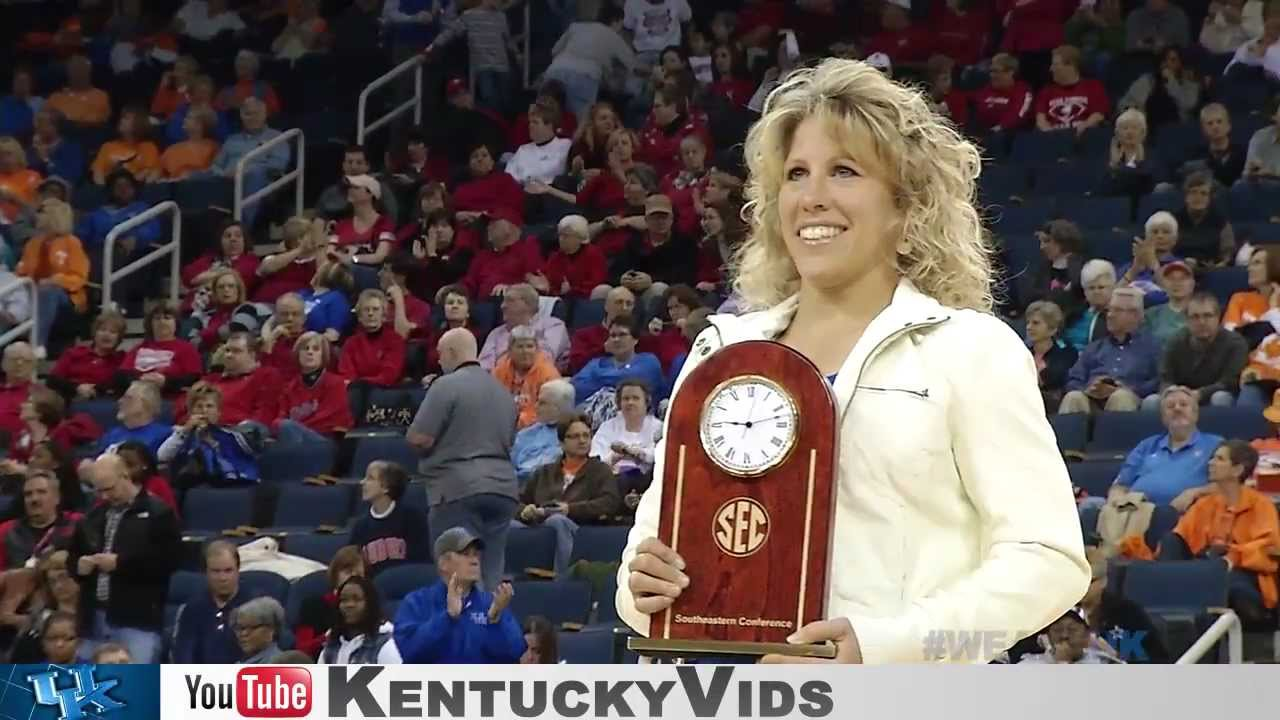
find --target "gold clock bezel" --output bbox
[698,374,799,477]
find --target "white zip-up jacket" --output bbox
[616,280,1091,663]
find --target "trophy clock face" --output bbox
[698,376,799,477]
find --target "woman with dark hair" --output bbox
[8,555,83,662]
[568,102,622,173]
[1119,45,1201,129]
[586,162,658,256]
[46,312,127,403]
[1022,219,1086,320]
[115,440,179,515]
[424,285,486,375]
[396,183,452,248]
[453,142,526,229]
[91,105,160,184]
[520,615,559,664]
[182,220,260,306]
[115,301,203,396]
[695,200,744,296]
[641,284,702,372]
[707,42,753,108]
[27,441,88,515]
[401,210,472,302]
[319,575,402,664]
[294,546,365,658]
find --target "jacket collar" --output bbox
[705,279,953,420]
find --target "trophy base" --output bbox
[627,637,838,659]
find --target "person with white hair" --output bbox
[1117,211,1182,305]
[477,283,570,371]
[1063,259,1117,351]
[206,97,287,228]
[532,215,608,301]
[231,596,286,663]
[1060,287,1161,414]
[511,378,577,483]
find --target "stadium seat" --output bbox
[373,563,435,602]
[511,580,593,626]
[182,487,255,531]
[1145,504,1181,550]
[355,386,426,428]
[1122,559,1229,614]
[472,301,498,333]
[285,570,330,627]
[505,525,557,578]
[1087,226,1139,266]
[978,164,1028,203]
[70,399,119,432]
[570,298,606,331]
[1199,268,1249,308]
[271,484,355,528]
[1067,459,1121,498]
[1030,162,1099,197]
[990,202,1052,236]
[1087,412,1165,459]
[1198,405,1271,440]
[1011,130,1075,167]
[1136,188,1181,220]
[167,570,206,607]
[350,433,419,479]
[568,526,630,565]
[283,531,352,564]
[593,571,619,625]
[1237,222,1280,246]
[241,570,292,607]
[1078,125,1114,158]
[1074,196,1132,230]
[558,625,616,663]
[1049,410,1088,456]
[258,440,337,483]
[173,176,233,212]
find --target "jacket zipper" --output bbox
[848,315,951,404]
[856,385,930,399]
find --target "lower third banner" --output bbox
[0,664,159,720]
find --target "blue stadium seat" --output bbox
[272,484,354,528]
[1237,222,1280,246]
[1199,268,1249,308]
[594,572,619,625]
[1136,188,1181,220]
[558,626,616,663]
[71,183,108,212]
[1122,560,1229,614]
[990,203,1052,235]
[241,570,291,607]
[285,570,330,627]
[182,487,255,531]
[258,440,336,483]
[472,301,498,333]
[1030,162,1099,197]
[373,563,434,602]
[979,164,1029,203]
[1078,125,1114,158]
[505,526,557,578]
[70,399,119,433]
[1001,236,1041,300]
[173,176,233,212]
[1198,406,1271,440]
[570,298,606,331]
[1088,412,1164,458]
[283,531,351,564]
[511,580,593,626]
[1229,181,1280,224]
[1049,413,1088,456]
[568,526,630,565]
[1087,226,1139,266]
[1011,130,1075,166]
[1145,504,1181,550]
[1067,460,1121,498]
[350,433,419,479]
[167,570,206,606]
[1075,197,1132,229]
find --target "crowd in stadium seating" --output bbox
[0,0,1276,665]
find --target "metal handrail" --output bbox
[234,128,304,223]
[357,55,424,146]
[102,200,181,312]
[1175,609,1242,664]
[0,276,37,347]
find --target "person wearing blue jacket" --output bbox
[76,169,162,290]
[393,527,525,664]
[570,315,665,406]
[156,383,262,488]
[300,260,353,339]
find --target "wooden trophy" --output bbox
[628,340,839,658]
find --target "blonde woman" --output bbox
[15,198,89,353]
[1101,108,1162,198]
[617,58,1089,664]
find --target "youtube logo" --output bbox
[235,668,312,718]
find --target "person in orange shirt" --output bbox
[1223,247,1271,333]
[0,136,42,225]
[15,198,90,354]
[45,55,111,127]
[150,55,200,120]
[91,106,161,184]
[1158,439,1280,628]
[493,326,562,430]
[160,108,219,180]
[215,50,281,116]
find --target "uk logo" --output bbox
[28,667,126,720]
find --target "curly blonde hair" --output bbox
[735,58,994,312]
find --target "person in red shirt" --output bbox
[587,164,658,257]
[659,134,711,236]
[637,85,711,178]
[529,128,638,222]
[380,255,433,342]
[182,219,260,308]
[272,332,352,448]
[115,441,179,517]
[930,0,992,68]
[260,293,307,376]
[0,343,38,442]
[736,0,786,49]
[1035,45,1111,134]
[254,217,323,304]
[186,268,247,352]
[695,200,744,295]
[454,142,525,229]
[639,284,700,373]
[926,55,970,128]
[0,387,99,468]
[116,302,203,397]
[329,174,398,291]
[707,43,754,108]
[340,289,407,388]
[567,286,635,374]
[462,211,544,300]
[535,215,607,301]
[972,53,1035,133]
[423,285,487,375]
[47,311,127,402]
[174,331,278,427]
[863,0,936,71]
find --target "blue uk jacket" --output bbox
[392,580,525,664]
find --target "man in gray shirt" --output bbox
[408,328,518,591]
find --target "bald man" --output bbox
[567,286,635,373]
[69,453,181,663]
[408,327,518,591]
